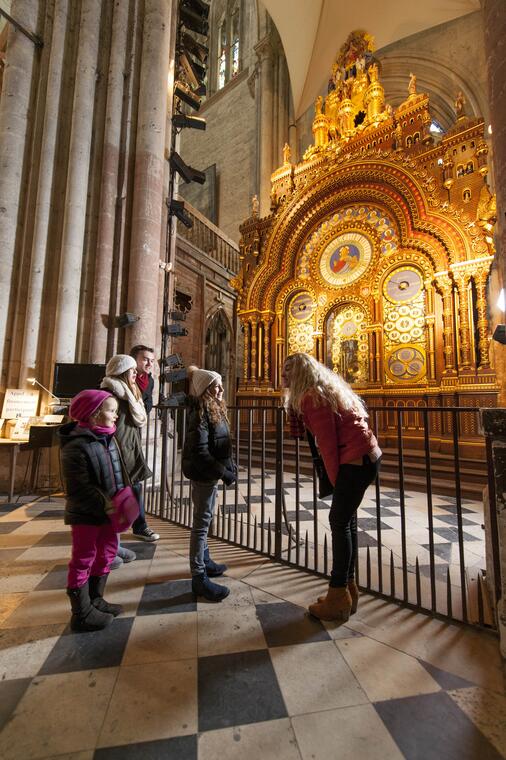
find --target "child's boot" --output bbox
[203,547,227,577]
[308,586,352,622]
[89,574,123,616]
[192,572,230,602]
[67,583,114,632]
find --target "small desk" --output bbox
[0,439,23,502]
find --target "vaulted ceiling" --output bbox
[261,0,481,117]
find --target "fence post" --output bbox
[274,406,284,560]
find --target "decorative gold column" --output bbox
[314,332,324,363]
[473,269,491,369]
[424,279,436,382]
[455,274,473,369]
[242,319,250,385]
[262,314,273,386]
[436,276,456,373]
[275,311,284,389]
[250,316,258,386]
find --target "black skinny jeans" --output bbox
[329,456,381,587]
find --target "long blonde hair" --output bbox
[283,352,367,417]
[117,369,141,401]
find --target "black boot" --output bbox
[192,572,230,602]
[67,584,114,632]
[89,574,123,617]
[204,547,228,577]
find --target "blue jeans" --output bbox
[189,480,218,576]
[329,456,381,587]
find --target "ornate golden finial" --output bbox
[251,194,259,216]
[476,182,496,235]
[454,91,466,118]
[408,73,417,97]
[282,142,291,165]
[315,95,323,115]
[368,63,378,83]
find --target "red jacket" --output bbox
[298,393,380,486]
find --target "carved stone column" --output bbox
[455,274,473,369]
[53,0,102,362]
[474,269,491,369]
[255,37,274,216]
[0,0,39,387]
[482,0,506,292]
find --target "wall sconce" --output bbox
[26,377,61,406]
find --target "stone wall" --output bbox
[178,72,257,243]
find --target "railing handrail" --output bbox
[177,197,240,252]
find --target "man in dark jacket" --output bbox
[130,345,155,414]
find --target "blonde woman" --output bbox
[101,355,157,556]
[282,352,382,621]
[182,366,236,602]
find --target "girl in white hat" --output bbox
[182,366,236,601]
[101,355,158,564]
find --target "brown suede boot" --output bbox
[317,580,359,614]
[348,579,359,614]
[309,586,352,621]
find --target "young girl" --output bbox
[60,389,124,632]
[101,354,157,553]
[283,352,382,621]
[182,366,236,602]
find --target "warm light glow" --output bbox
[487,124,492,135]
[27,377,36,384]
[497,288,506,313]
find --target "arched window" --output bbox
[216,3,240,91]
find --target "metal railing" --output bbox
[141,404,499,631]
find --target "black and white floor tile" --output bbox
[0,495,505,759]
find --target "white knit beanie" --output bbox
[106,353,137,377]
[189,367,222,397]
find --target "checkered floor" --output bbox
[0,495,505,759]
[167,466,486,618]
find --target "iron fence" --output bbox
[141,404,499,631]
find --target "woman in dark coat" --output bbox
[100,354,156,557]
[182,366,236,602]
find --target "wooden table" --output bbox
[0,439,22,502]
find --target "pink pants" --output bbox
[67,523,119,588]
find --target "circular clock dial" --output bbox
[319,232,373,287]
[384,268,423,303]
[386,346,425,381]
[289,292,316,321]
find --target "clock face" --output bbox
[319,232,373,287]
[384,268,423,303]
[386,345,426,382]
[289,292,316,322]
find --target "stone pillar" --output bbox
[255,37,274,216]
[19,0,68,383]
[127,0,171,348]
[52,0,102,362]
[482,0,506,291]
[0,0,39,389]
[480,408,506,658]
[89,0,130,362]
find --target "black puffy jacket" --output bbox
[182,398,234,483]
[59,422,125,526]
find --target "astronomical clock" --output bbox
[232,30,498,435]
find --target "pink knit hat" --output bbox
[69,389,113,423]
